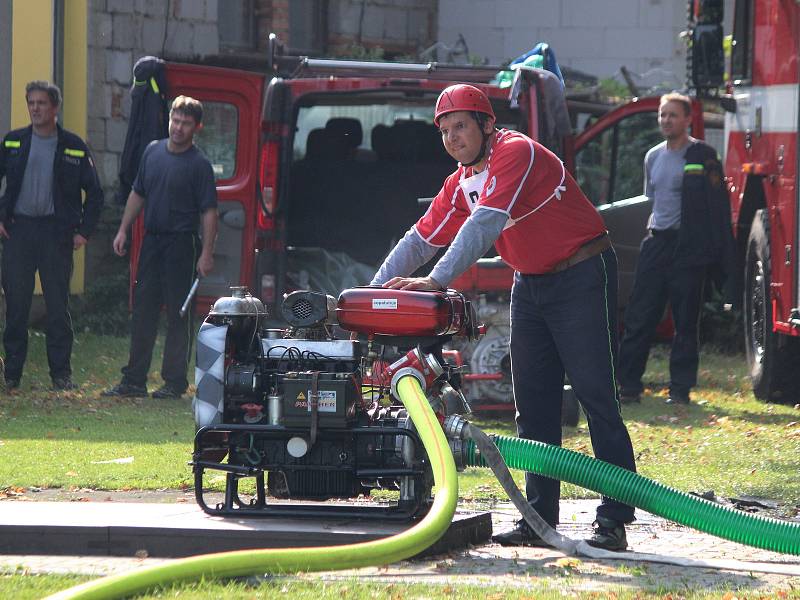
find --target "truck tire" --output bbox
[744,209,799,402]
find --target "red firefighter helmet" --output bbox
[434,84,495,127]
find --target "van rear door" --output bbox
[147,63,264,312]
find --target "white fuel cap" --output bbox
[287,436,309,458]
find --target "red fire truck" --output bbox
[687,0,800,401]
[127,37,704,410]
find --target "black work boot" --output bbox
[152,384,185,399]
[52,377,77,391]
[665,388,691,404]
[491,519,550,547]
[587,516,628,551]
[101,382,148,397]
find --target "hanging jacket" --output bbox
[675,140,736,300]
[116,56,168,204]
[0,124,104,238]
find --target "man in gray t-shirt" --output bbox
[616,93,711,405]
[103,96,218,399]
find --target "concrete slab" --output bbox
[0,501,491,559]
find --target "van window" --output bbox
[293,104,434,160]
[192,101,239,180]
[576,111,661,207]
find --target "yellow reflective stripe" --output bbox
[64,148,85,158]
[684,163,704,173]
[4,140,20,148]
[133,78,147,86]
[150,77,160,94]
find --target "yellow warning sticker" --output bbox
[297,392,306,401]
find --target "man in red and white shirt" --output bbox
[371,84,636,550]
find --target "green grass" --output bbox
[1,334,799,515]
[4,574,800,600]
[2,334,800,598]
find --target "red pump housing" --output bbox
[336,287,478,338]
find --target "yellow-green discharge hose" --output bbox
[47,375,457,600]
[467,434,800,555]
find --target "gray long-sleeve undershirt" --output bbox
[370,207,508,287]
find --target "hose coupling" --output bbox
[387,347,444,398]
[443,414,470,471]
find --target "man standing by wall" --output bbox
[0,81,103,392]
[103,96,217,399]
[617,92,733,405]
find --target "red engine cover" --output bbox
[336,287,472,337]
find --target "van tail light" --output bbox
[257,137,280,230]
[260,274,276,304]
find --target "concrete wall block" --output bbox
[164,21,194,57]
[112,13,136,49]
[496,0,559,28]
[603,27,675,59]
[105,118,129,153]
[142,17,167,56]
[405,8,431,41]
[87,117,106,153]
[571,57,635,79]
[88,84,112,120]
[540,27,605,61]
[106,50,133,85]
[205,0,218,21]
[107,0,134,14]
[640,0,673,28]
[503,28,553,62]
[562,0,639,28]
[89,48,107,87]
[439,27,505,63]
[175,0,207,21]
[90,12,113,48]
[328,3,362,37]
[99,152,120,189]
[136,0,169,17]
[193,23,219,57]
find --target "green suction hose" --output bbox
[47,375,458,600]
[466,434,800,555]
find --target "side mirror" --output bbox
[691,23,725,90]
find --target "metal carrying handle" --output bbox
[179,278,201,318]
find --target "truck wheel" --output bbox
[744,209,799,402]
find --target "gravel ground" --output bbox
[2,491,800,596]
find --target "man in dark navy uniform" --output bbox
[0,81,103,391]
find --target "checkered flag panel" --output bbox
[192,321,228,429]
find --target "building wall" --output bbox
[437,0,691,91]
[327,0,437,57]
[0,1,11,138]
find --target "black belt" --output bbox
[650,228,678,237]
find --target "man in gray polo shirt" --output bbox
[617,92,729,405]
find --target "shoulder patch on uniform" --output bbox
[4,140,20,148]
[485,175,497,196]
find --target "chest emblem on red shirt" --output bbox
[485,176,497,197]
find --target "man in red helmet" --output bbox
[370,83,637,550]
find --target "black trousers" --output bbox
[617,231,707,396]
[1,216,74,383]
[510,247,637,527]
[121,232,198,391]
